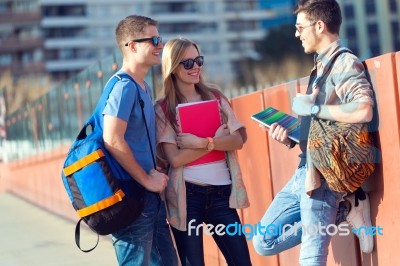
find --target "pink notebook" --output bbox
[177,100,226,166]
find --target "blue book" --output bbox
[251,107,300,143]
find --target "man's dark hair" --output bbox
[294,0,342,34]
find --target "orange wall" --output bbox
[1,52,400,266]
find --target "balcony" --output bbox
[0,61,46,77]
[0,12,41,24]
[0,36,43,53]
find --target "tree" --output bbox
[256,24,312,63]
[251,24,314,86]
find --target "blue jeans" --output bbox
[112,191,178,266]
[172,182,251,266]
[252,167,345,266]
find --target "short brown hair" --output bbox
[294,0,342,34]
[115,15,158,51]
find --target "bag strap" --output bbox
[138,94,156,169]
[75,218,99,253]
[306,48,353,94]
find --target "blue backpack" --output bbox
[61,73,153,252]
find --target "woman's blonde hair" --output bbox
[161,37,227,131]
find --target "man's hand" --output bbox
[292,88,319,116]
[269,123,292,146]
[145,169,169,193]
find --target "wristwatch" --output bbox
[310,104,321,117]
[206,137,215,151]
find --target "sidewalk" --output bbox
[0,192,118,266]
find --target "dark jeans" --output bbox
[172,182,251,266]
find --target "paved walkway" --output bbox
[0,192,118,266]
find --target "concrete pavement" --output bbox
[0,192,118,266]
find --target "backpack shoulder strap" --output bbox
[307,48,353,94]
[323,48,353,77]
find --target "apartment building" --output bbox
[1,0,292,87]
[338,0,400,59]
[0,0,45,79]
[39,0,283,87]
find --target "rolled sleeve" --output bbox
[334,55,375,106]
[102,79,136,121]
[220,98,247,143]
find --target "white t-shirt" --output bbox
[183,160,231,185]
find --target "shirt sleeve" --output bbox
[102,79,136,121]
[333,54,375,106]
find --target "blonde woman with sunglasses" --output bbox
[155,37,251,266]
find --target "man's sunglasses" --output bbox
[124,36,162,47]
[179,56,204,70]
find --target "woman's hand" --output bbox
[176,133,205,149]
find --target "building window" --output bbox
[42,5,86,17]
[367,23,378,40]
[43,27,86,38]
[369,44,380,56]
[14,0,39,13]
[367,22,380,56]
[389,0,398,13]
[197,42,219,54]
[151,2,198,14]
[159,23,217,34]
[344,4,355,19]
[0,2,10,13]
[365,0,376,15]
[392,21,400,50]
[349,46,359,56]
[346,25,357,38]
[391,21,399,36]
[0,54,12,66]
[224,1,255,11]
[227,20,256,31]
[395,40,400,51]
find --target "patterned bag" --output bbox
[308,118,376,192]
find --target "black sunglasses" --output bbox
[179,56,204,70]
[124,36,162,47]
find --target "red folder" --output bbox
[177,99,226,166]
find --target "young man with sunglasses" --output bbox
[155,37,251,266]
[102,15,177,265]
[253,0,375,265]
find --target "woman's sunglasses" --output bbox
[124,36,162,47]
[179,56,204,70]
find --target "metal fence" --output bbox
[2,52,156,162]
